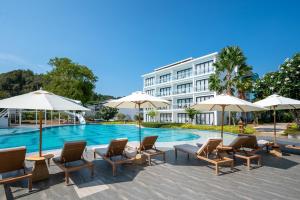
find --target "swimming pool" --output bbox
[0,124,236,153]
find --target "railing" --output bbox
[157,79,171,84]
[173,88,193,95]
[173,73,193,80]
[173,104,192,109]
[0,109,8,118]
[194,88,209,92]
[156,92,171,97]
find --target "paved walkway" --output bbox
[1,148,300,200]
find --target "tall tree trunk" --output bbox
[226,72,232,96]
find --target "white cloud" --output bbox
[0,53,50,73]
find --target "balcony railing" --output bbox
[173,73,193,80]
[194,88,209,92]
[157,79,171,84]
[173,103,193,109]
[156,92,172,97]
[173,88,193,95]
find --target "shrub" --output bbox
[141,122,255,134]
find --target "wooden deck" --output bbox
[1,148,300,200]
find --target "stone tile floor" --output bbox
[1,148,300,200]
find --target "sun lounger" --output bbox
[174,139,234,175]
[53,141,94,185]
[93,139,135,176]
[225,136,262,170]
[134,136,166,165]
[0,146,32,192]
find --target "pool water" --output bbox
[0,124,236,153]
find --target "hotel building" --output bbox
[142,52,224,125]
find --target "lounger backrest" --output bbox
[197,139,222,157]
[140,136,158,151]
[228,136,250,149]
[0,146,26,173]
[106,139,128,157]
[61,140,86,163]
[238,134,258,149]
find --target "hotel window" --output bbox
[196,112,214,125]
[195,79,209,92]
[159,87,171,96]
[176,83,192,94]
[195,60,214,75]
[177,113,189,123]
[145,114,153,122]
[177,98,193,109]
[196,95,214,103]
[177,68,192,79]
[145,77,155,86]
[159,73,171,83]
[160,113,172,122]
[145,89,155,96]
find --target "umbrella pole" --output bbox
[39,110,43,157]
[273,106,277,145]
[138,104,142,151]
[221,105,225,145]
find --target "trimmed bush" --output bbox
[141,122,255,134]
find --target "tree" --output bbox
[185,107,199,124]
[254,53,300,127]
[116,113,126,121]
[44,57,97,105]
[134,114,143,121]
[96,106,118,121]
[0,69,43,99]
[209,46,247,95]
[147,110,157,122]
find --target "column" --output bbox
[19,109,22,126]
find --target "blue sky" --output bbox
[0,0,299,96]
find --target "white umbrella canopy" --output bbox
[254,94,300,110]
[0,89,90,156]
[192,94,265,112]
[105,91,170,147]
[191,94,265,142]
[0,89,89,111]
[254,94,300,145]
[104,91,170,109]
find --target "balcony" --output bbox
[156,92,171,97]
[194,88,209,92]
[173,73,193,80]
[173,88,193,95]
[173,103,193,109]
[156,79,171,84]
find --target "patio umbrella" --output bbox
[104,91,170,147]
[191,94,265,142]
[254,94,300,145]
[0,89,90,156]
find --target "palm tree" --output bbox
[212,46,247,95]
[208,74,224,94]
[209,46,251,125]
[185,107,199,124]
[235,65,254,100]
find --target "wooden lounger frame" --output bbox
[139,136,166,165]
[175,139,234,175]
[226,135,262,170]
[53,141,94,185]
[94,139,135,176]
[0,146,32,192]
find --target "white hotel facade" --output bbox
[142,52,223,125]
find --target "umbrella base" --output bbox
[133,153,147,165]
[270,146,282,157]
